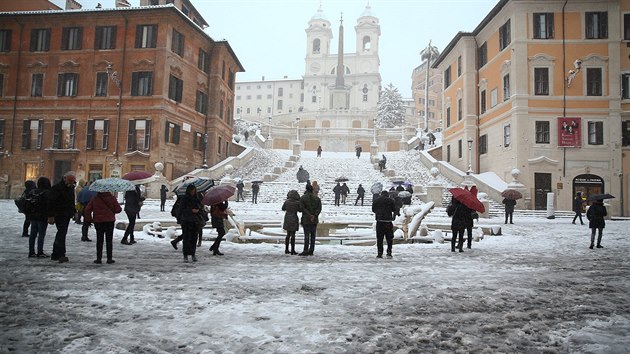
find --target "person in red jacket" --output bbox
[84,192,122,264]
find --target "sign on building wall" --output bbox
[557,117,581,147]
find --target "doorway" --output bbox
[573,174,604,206]
[53,160,72,184]
[534,172,552,210]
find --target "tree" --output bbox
[376,83,405,128]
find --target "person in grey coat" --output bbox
[586,199,607,249]
[282,190,302,255]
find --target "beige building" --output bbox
[433,0,628,216]
[411,60,443,132]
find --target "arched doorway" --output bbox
[573,174,604,205]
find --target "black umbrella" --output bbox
[296,169,310,183]
[587,193,614,201]
[335,176,349,183]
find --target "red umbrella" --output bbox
[449,187,485,213]
[122,171,152,181]
[501,189,523,200]
[201,185,236,206]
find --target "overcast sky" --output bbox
[52,0,498,97]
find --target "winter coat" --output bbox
[312,182,320,195]
[252,183,260,195]
[503,198,517,213]
[25,189,51,222]
[179,192,204,224]
[84,192,122,223]
[124,188,142,213]
[160,185,169,200]
[372,193,397,222]
[48,179,77,219]
[282,190,302,232]
[357,186,365,196]
[586,201,607,229]
[573,196,584,212]
[333,184,342,196]
[210,201,229,228]
[341,184,350,196]
[299,191,321,225]
[236,181,244,192]
[447,198,473,230]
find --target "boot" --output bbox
[596,234,603,248]
[284,236,290,254]
[121,234,130,245]
[290,237,297,255]
[590,233,595,249]
[130,235,136,244]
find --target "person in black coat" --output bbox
[48,173,77,263]
[160,185,169,212]
[586,199,607,249]
[27,177,52,257]
[355,184,365,206]
[572,192,585,225]
[251,183,260,204]
[372,190,398,258]
[332,183,342,206]
[236,180,245,202]
[209,200,229,255]
[282,190,302,255]
[121,185,142,245]
[446,197,473,253]
[178,184,203,262]
[21,180,37,237]
[502,198,516,224]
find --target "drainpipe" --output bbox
[473,37,480,174]
[562,0,568,178]
[113,17,128,164]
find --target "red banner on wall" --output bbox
[558,117,581,147]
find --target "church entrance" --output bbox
[573,174,604,204]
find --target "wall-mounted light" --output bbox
[566,59,582,87]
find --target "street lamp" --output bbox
[267,116,272,139]
[106,63,122,175]
[467,138,473,175]
[295,117,301,142]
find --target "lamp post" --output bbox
[295,117,301,142]
[467,138,473,175]
[106,63,123,176]
[267,116,272,139]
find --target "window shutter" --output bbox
[144,120,152,150]
[36,119,43,149]
[53,120,61,148]
[127,120,135,151]
[29,30,37,51]
[135,25,142,47]
[94,28,102,49]
[176,78,183,102]
[72,74,79,96]
[86,119,94,150]
[103,120,109,150]
[109,27,117,49]
[173,124,180,144]
[44,30,50,51]
[131,72,138,96]
[57,74,63,96]
[21,120,29,149]
[76,28,83,50]
[150,25,158,48]
[164,121,170,142]
[61,28,68,50]
[69,120,76,148]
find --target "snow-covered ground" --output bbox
[1,196,629,353]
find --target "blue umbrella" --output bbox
[175,178,214,196]
[89,178,135,193]
[77,188,97,204]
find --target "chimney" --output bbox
[65,0,82,9]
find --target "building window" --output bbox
[171,29,184,57]
[61,27,82,50]
[622,121,630,146]
[503,74,510,101]
[86,119,109,150]
[168,75,183,102]
[480,90,486,114]
[219,100,224,119]
[479,134,487,154]
[278,87,283,97]
[586,12,608,39]
[457,98,462,121]
[135,24,157,48]
[478,42,487,68]
[445,107,451,127]
[623,74,630,99]
[277,100,283,110]
[446,145,451,162]
[534,68,549,95]
[95,26,116,50]
[131,71,153,96]
[31,73,43,97]
[444,67,451,88]
[57,73,79,97]
[535,121,550,144]
[267,107,272,114]
[458,139,462,159]
[0,30,11,52]
[457,56,462,77]
[0,119,4,149]
[198,49,210,74]
[222,61,226,81]
[503,124,511,147]
[312,38,320,54]
[193,131,204,151]
[127,119,151,151]
[625,14,630,40]
[499,19,511,50]
[218,136,222,154]
[165,121,180,144]
[22,119,43,150]
[490,88,498,107]
[30,28,50,52]
[256,95,262,100]
[533,13,554,39]
[53,119,76,149]
[95,72,108,97]
[587,121,603,145]
[196,91,208,114]
[362,36,371,51]
[586,68,602,96]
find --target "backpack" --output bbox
[14,194,27,214]
[22,190,45,215]
[170,197,182,219]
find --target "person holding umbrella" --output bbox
[84,190,122,264]
[572,192,585,225]
[178,184,204,262]
[77,183,97,242]
[209,200,229,256]
[332,182,342,206]
[586,197,608,249]
[121,185,142,245]
[446,196,473,253]
[502,198,516,224]
[282,190,302,255]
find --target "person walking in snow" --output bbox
[19,180,37,238]
[446,197,473,253]
[355,145,362,158]
[340,183,350,204]
[282,190,302,255]
[160,185,169,212]
[311,180,320,197]
[299,184,321,256]
[317,145,322,157]
[236,180,245,202]
[372,190,397,258]
[121,185,142,245]
[586,199,607,249]
[27,177,52,258]
[503,198,516,224]
[177,184,204,262]
[251,182,260,204]
[332,182,342,206]
[355,184,365,206]
[572,192,585,225]
[84,191,122,264]
[379,155,387,172]
[209,200,229,256]
[48,172,77,263]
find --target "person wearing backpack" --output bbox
[48,172,77,263]
[27,177,51,258]
[84,191,122,264]
[19,180,36,238]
